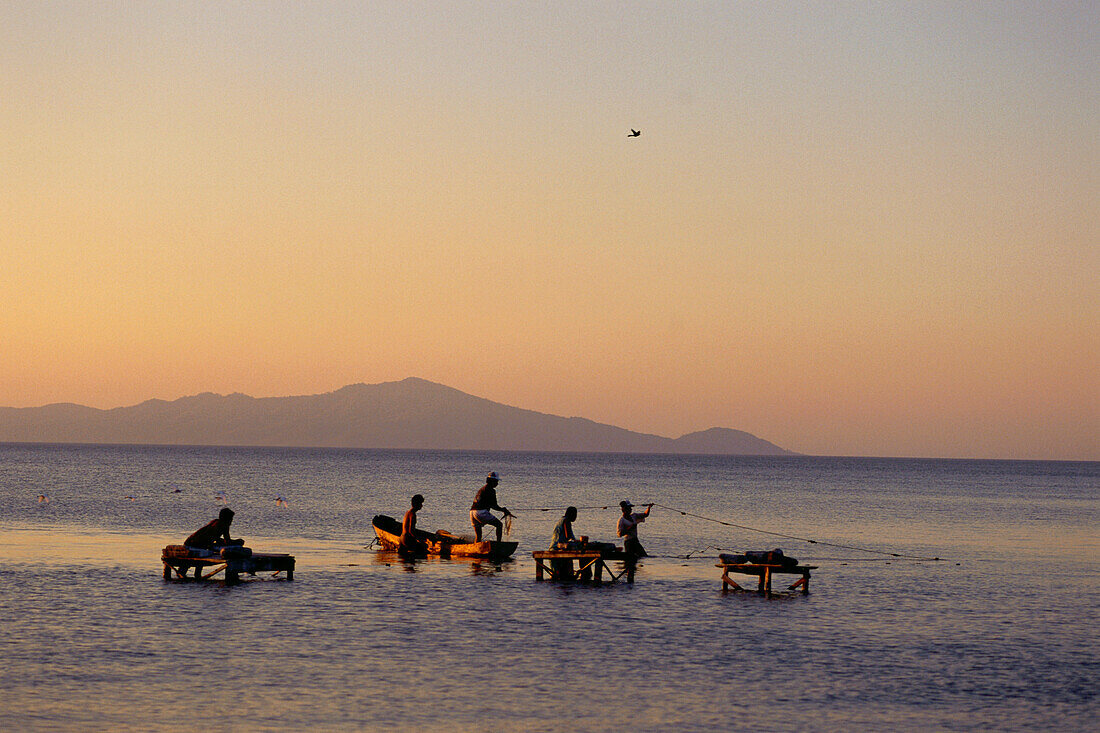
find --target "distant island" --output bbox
[0,377,795,456]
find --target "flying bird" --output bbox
[628,129,641,137]
[214,491,228,504]
[275,495,290,508]
[37,494,50,504]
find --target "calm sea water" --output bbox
[1,443,1096,732]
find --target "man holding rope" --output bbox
[617,500,653,558]
[470,471,514,542]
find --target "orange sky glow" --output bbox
[1,3,1096,459]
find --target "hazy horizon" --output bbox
[2,3,1097,461]
[2,376,1096,462]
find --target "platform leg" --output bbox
[764,567,772,596]
[722,571,744,592]
[578,559,592,582]
[286,568,293,581]
[194,565,203,580]
[788,575,810,594]
[163,563,171,580]
[551,558,572,580]
[535,561,544,580]
[593,560,603,585]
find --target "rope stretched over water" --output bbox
[667,545,927,562]
[648,503,945,561]
[510,505,616,512]
[512,502,944,561]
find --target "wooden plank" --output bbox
[197,563,227,580]
[721,570,744,591]
[164,552,295,581]
[719,563,812,596]
[163,557,224,566]
[601,560,633,584]
[532,551,602,559]
[716,563,817,573]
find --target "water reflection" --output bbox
[368,548,517,576]
[2,445,1096,732]
[466,558,516,576]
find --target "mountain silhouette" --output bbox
[0,378,795,455]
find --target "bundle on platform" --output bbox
[720,549,800,569]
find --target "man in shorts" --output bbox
[470,471,513,542]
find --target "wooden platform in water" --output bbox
[717,562,817,596]
[532,550,635,584]
[162,546,295,582]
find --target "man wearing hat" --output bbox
[617,500,653,558]
[470,471,514,542]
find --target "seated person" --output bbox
[399,494,427,554]
[550,506,587,551]
[185,507,245,550]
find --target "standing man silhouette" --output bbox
[617,500,653,558]
[470,471,513,542]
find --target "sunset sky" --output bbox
[2,3,1096,460]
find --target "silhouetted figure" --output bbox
[551,506,592,580]
[185,507,244,550]
[550,506,587,550]
[617,500,652,558]
[628,128,641,137]
[470,472,513,542]
[400,494,427,554]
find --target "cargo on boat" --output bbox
[371,514,518,560]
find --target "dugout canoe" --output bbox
[371,514,518,560]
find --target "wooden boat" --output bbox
[371,514,518,560]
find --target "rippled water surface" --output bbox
[1,444,1097,731]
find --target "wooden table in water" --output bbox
[532,550,635,584]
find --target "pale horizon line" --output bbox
[2,377,1096,464]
